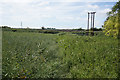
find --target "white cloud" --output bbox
[104,5,114,7]
[56,16,75,22]
[0,0,116,29]
[59,0,118,2]
[99,8,111,14]
[41,14,51,18]
[36,1,50,6]
[87,5,99,9]
[0,0,118,3]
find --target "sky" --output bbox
[0,0,118,29]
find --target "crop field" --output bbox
[2,31,119,78]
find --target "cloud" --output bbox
[35,1,50,6]
[87,4,99,9]
[104,5,114,7]
[99,8,111,14]
[0,1,116,29]
[41,14,51,18]
[59,0,118,2]
[0,0,118,3]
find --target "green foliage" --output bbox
[90,27,102,31]
[2,31,63,78]
[2,31,118,78]
[57,33,118,78]
[41,27,45,30]
[103,1,120,38]
[103,14,120,38]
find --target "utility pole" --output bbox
[21,21,22,28]
[87,12,90,31]
[92,12,96,29]
[91,12,93,30]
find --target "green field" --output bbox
[2,31,119,78]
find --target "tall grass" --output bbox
[57,33,118,78]
[2,31,118,78]
[2,31,61,78]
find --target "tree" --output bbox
[41,26,45,30]
[78,28,83,31]
[103,1,120,38]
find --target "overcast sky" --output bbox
[0,0,118,29]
